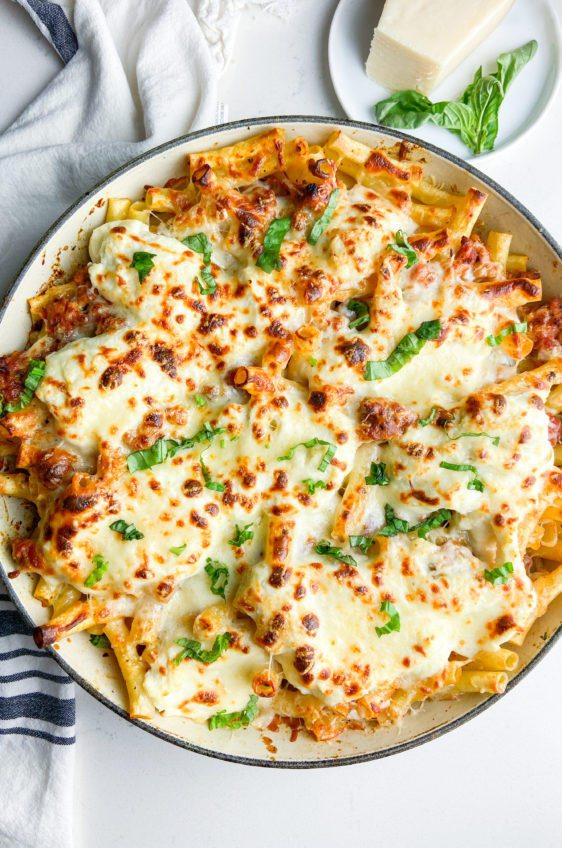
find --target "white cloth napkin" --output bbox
[0,1,294,846]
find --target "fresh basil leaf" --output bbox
[386,230,418,268]
[307,188,340,245]
[194,394,207,408]
[256,217,291,273]
[495,41,538,93]
[365,462,390,486]
[84,554,109,588]
[109,520,144,541]
[208,694,259,730]
[376,504,410,537]
[347,299,370,331]
[169,544,187,556]
[130,251,156,283]
[373,89,436,129]
[126,423,226,472]
[409,508,452,540]
[1,359,45,416]
[199,454,225,492]
[440,460,484,492]
[446,431,500,447]
[486,322,528,347]
[349,535,374,555]
[90,633,111,649]
[277,437,337,472]
[174,633,231,666]
[484,561,514,586]
[182,233,212,265]
[365,319,441,381]
[375,600,400,637]
[228,523,254,547]
[315,541,357,567]
[308,356,318,367]
[198,266,217,295]
[205,558,230,599]
[302,479,327,495]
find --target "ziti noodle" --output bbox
[1,128,562,741]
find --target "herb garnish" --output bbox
[90,634,111,649]
[307,188,340,245]
[440,460,484,492]
[194,394,207,408]
[375,601,401,637]
[130,251,156,283]
[84,554,109,588]
[209,694,259,730]
[0,359,45,417]
[315,541,357,567]
[228,523,254,547]
[303,479,328,495]
[278,438,337,472]
[376,504,451,539]
[347,299,370,331]
[126,422,226,472]
[205,558,230,599]
[182,232,216,294]
[365,462,390,486]
[484,562,514,585]
[373,41,538,155]
[386,230,418,268]
[256,217,291,272]
[199,454,225,492]
[169,544,187,556]
[109,520,144,541]
[486,322,528,347]
[174,633,231,666]
[349,535,374,555]
[365,319,441,381]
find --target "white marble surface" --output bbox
[1,0,562,846]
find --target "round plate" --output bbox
[2,117,562,767]
[329,0,562,161]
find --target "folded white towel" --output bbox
[0,1,294,846]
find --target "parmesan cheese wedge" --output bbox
[366,0,515,95]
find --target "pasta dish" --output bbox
[1,128,562,741]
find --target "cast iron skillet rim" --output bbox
[1,115,561,769]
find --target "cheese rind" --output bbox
[366,0,515,95]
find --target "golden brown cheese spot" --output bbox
[358,397,417,442]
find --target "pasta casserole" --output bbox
[1,128,562,741]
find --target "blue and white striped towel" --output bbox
[1,1,295,846]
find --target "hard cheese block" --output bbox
[366,0,515,95]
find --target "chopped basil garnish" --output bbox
[256,217,291,272]
[409,508,452,539]
[308,356,318,367]
[376,504,451,538]
[194,394,207,408]
[365,319,441,381]
[174,633,231,666]
[315,541,357,567]
[0,359,45,417]
[126,422,226,472]
[90,634,111,649]
[228,523,254,547]
[447,431,500,447]
[486,321,528,347]
[386,230,418,268]
[278,437,337,472]
[209,694,259,730]
[375,600,401,637]
[205,558,230,599]
[347,299,370,331]
[182,233,212,265]
[440,460,484,492]
[198,266,217,295]
[418,406,439,427]
[349,535,374,555]
[109,520,144,541]
[307,188,340,245]
[199,454,225,492]
[84,554,109,588]
[365,462,390,486]
[130,251,156,283]
[303,479,327,495]
[484,562,514,585]
[169,544,187,556]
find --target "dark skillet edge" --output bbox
[1,115,561,769]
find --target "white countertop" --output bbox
[1,1,562,846]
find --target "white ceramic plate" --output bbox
[2,117,562,767]
[329,0,561,161]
